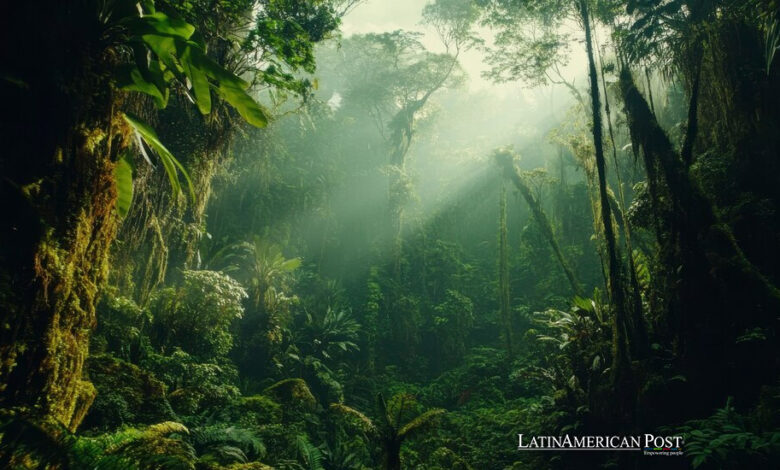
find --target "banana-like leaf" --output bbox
[141,34,184,75]
[114,154,134,218]
[181,46,211,114]
[122,112,195,204]
[117,10,266,127]
[125,11,195,40]
[115,64,168,108]
[144,12,194,39]
[186,47,268,127]
[216,82,268,127]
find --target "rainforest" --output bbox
[0,0,779,469]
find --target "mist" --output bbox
[2,1,778,468]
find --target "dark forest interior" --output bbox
[0,1,779,469]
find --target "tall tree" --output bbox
[494,149,584,297]
[479,0,633,393]
[498,185,514,356]
[0,0,339,430]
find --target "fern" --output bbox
[0,416,73,468]
[328,403,378,435]
[189,425,266,461]
[667,398,780,469]
[296,435,325,470]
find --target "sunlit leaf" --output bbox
[122,112,195,204]
[215,82,268,128]
[114,154,134,218]
[181,46,211,114]
[114,64,168,108]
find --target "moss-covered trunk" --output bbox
[0,1,129,430]
[0,122,127,431]
[498,186,514,357]
[619,66,780,415]
[112,98,234,305]
[498,156,584,297]
[579,0,632,391]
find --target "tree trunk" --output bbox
[619,67,780,412]
[598,49,649,358]
[384,438,402,470]
[113,98,234,305]
[498,186,514,357]
[497,157,584,297]
[0,2,130,430]
[579,1,632,390]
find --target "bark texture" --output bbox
[0,1,130,430]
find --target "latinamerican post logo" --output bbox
[517,434,684,456]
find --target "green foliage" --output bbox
[294,434,324,470]
[92,296,150,359]
[115,6,268,126]
[83,421,196,470]
[660,397,778,469]
[245,1,340,75]
[190,426,266,465]
[225,237,301,343]
[83,354,175,432]
[291,307,360,363]
[422,0,483,51]
[0,414,141,469]
[331,392,445,469]
[479,0,572,86]
[123,112,195,204]
[114,154,134,218]
[106,1,278,212]
[0,415,76,469]
[145,349,241,418]
[230,396,283,426]
[765,15,780,74]
[150,270,247,361]
[428,289,474,365]
[262,379,317,410]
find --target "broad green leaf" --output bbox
[139,0,155,14]
[141,12,195,39]
[181,47,211,114]
[189,45,251,90]
[115,64,168,108]
[122,112,195,204]
[114,154,134,218]
[121,12,265,127]
[216,82,268,128]
[142,34,183,75]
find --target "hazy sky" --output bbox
[340,0,506,92]
[339,0,588,101]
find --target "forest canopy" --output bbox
[0,0,779,469]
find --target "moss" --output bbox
[262,378,316,409]
[238,396,282,424]
[81,354,175,431]
[223,463,274,470]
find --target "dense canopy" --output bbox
[0,0,779,469]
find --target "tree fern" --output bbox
[397,409,446,440]
[329,403,378,435]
